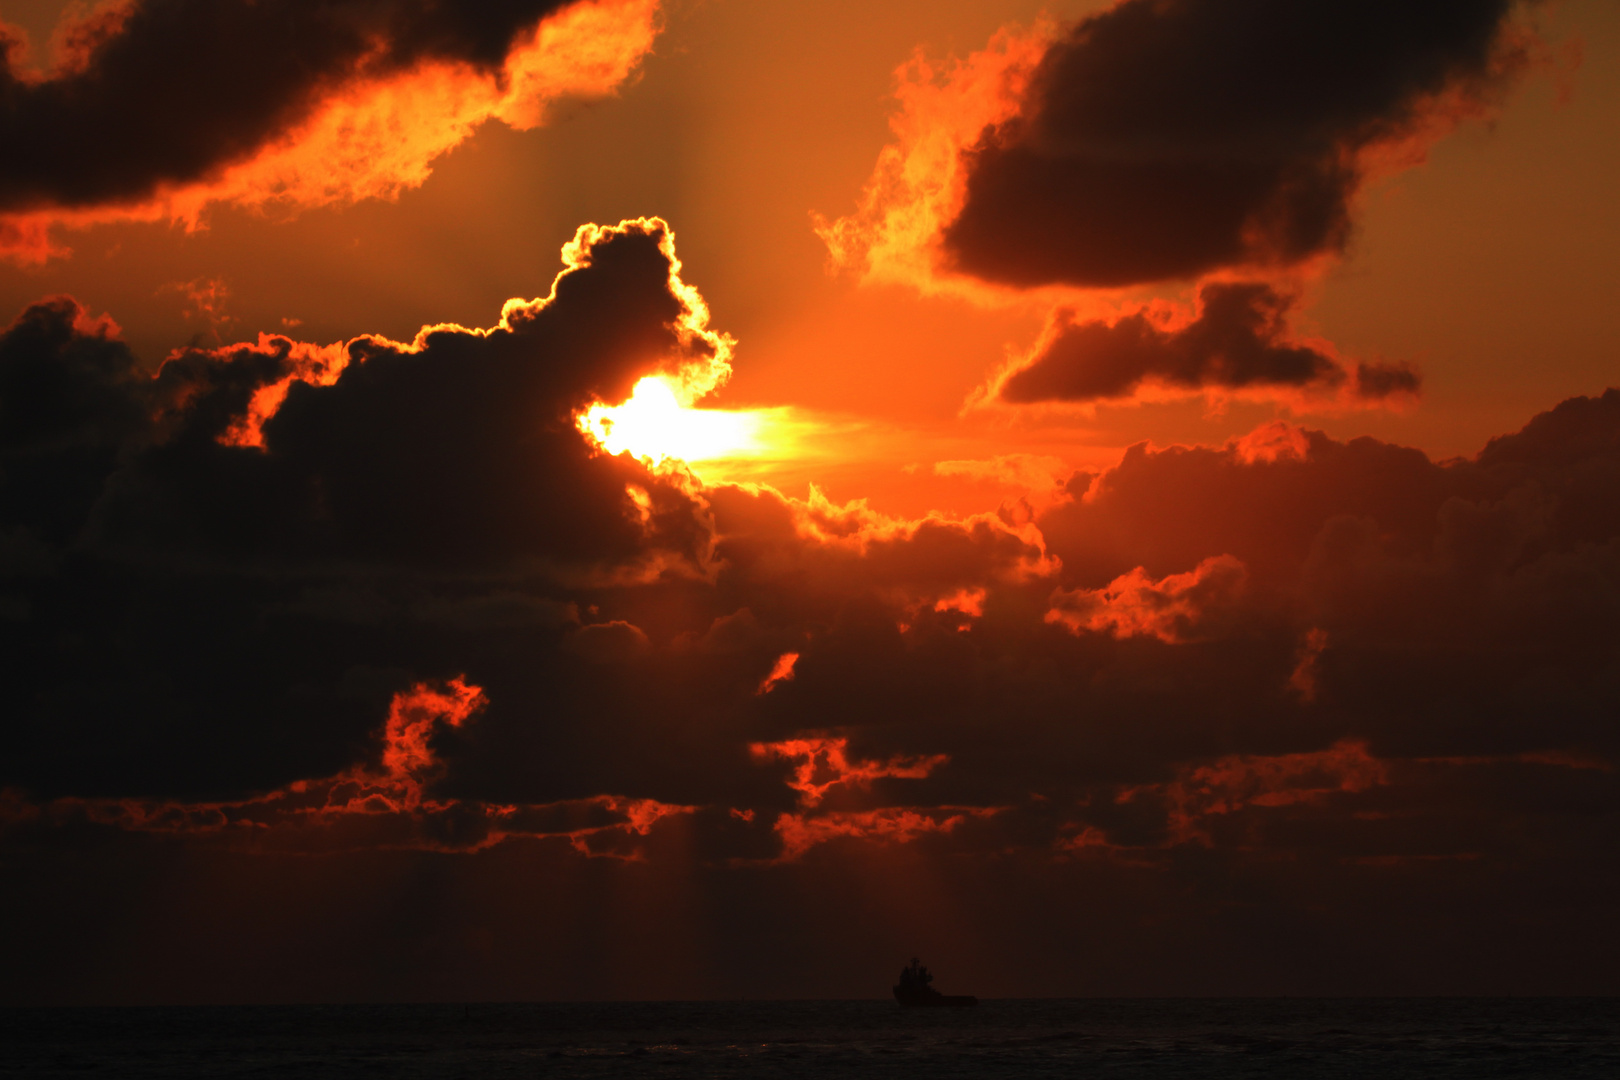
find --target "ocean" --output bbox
[3,998,1616,1078]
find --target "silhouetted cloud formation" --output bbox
[2,221,1618,998]
[823,0,1529,410]
[996,282,1420,404]
[0,219,724,801]
[944,0,1528,288]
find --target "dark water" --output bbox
[3,999,1616,1078]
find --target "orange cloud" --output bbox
[160,276,235,343]
[13,677,693,857]
[1047,554,1248,643]
[930,453,1075,522]
[744,736,993,861]
[1,0,662,264]
[755,651,799,696]
[750,736,947,808]
[1122,739,1390,847]
[212,335,350,448]
[932,588,985,619]
[704,480,1061,648]
[821,0,1533,428]
[971,282,1421,414]
[39,676,491,841]
[813,18,1056,304]
[782,483,1057,586]
[376,677,488,807]
[769,806,989,863]
[1232,420,1311,465]
[549,796,694,859]
[825,2,1536,301]
[1288,627,1330,702]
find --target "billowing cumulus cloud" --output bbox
[2,219,1619,996]
[0,218,727,804]
[986,281,1421,407]
[0,0,660,262]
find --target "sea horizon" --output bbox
[5,996,1617,1078]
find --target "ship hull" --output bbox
[893,989,979,1007]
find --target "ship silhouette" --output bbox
[893,958,978,1007]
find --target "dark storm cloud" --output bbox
[0,0,580,212]
[997,282,1419,404]
[943,0,1529,288]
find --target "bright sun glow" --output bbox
[579,376,765,465]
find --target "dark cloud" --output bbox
[3,247,1616,834]
[0,0,581,213]
[2,218,1618,996]
[943,0,1529,288]
[998,281,1419,404]
[0,297,147,544]
[1036,398,1620,768]
[0,218,722,802]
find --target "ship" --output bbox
[892,957,978,1007]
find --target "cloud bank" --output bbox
[2,219,1617,996]
[3,218,1616,854]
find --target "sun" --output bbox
[578,375,766,466]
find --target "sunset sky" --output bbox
[2,0,1618,1002]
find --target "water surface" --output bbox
[4,998,1616,1078]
